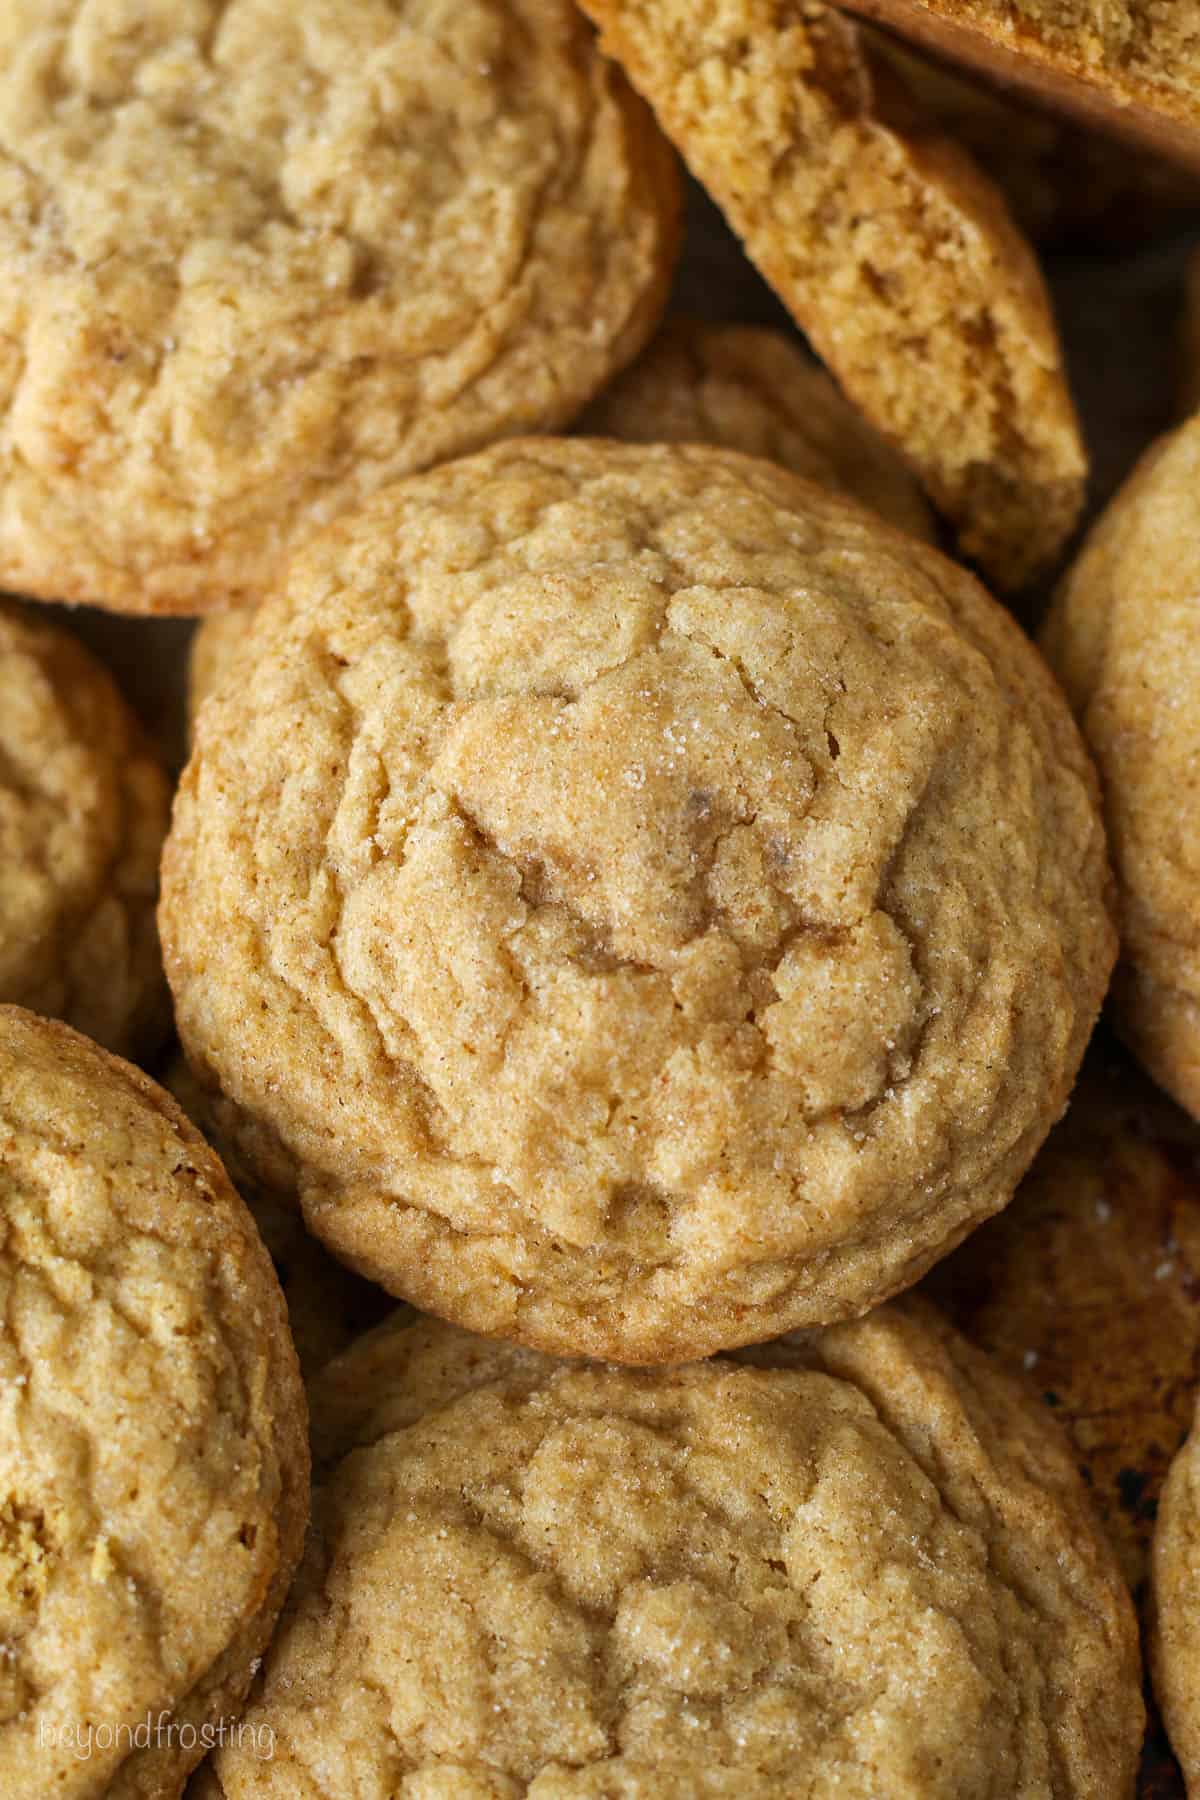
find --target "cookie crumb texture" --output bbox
[0,600,170,1057]
[162,439,1113,1363]
[205,1305,1142,1798]
[1042,416,1200,1120]
[0,1007,310,1798]
[1155,1403,1200,1792]
[573,0,1086,590]
[0,0,679,615]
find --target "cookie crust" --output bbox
[0,0,679,615]
[162,438,1114,1362]
[0,1007,310,1798]
[200,1303,1142,1798]
[0,599,170,1058]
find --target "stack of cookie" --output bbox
[1,4,1199,1796]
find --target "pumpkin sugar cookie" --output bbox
[0,599,170,1059]
[0,0,679,615]
[0,1006,309,1799]
[193,1303,1142,1798]
[573,0,1086,589]
[161,438,1114,1363]
[1042,415,1200,1119]
[1155,1399,1200,1795]
[580,317,936,541]
[929,1048,1200,1593]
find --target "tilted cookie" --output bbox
[162,439,1114,1363]
[191,1302,1142,1798]
[0,1007,310,1799]
[572,0,1086,589]
[869,31,1200,248]
[0,0,679,615]
[1155,1401,1200,1795]
[165,1054,392,1379]
[836,0,1200,172]
[580,317,935,541]
[928,1048,1200,1595]
[0,599,170,1058]
[1043,416,1200,1118]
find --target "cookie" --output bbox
[0,598,170,1058]
[1156,1403,1200,1795]
[580,317,935,541]
[0,1006,309,1797]
[869,32,1200,249]
[191,1301,1142,1798]
[0,0,680,616]
[929,1048,1200,1594]
[166,1052,392,1379]
[161,437,1114,1363]
[837,0,1200,172]
[1042,416,1200,1118]
[572,0,1086,589]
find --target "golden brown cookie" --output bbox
[837,0,1200,172]
[869,32,1200,248]
[0,0,679,616]
[0,1006,310,1798]
[193,1301,1142,1798]
[161,438,1114,1363]
[166,1052,391,1378]
[1042,416,1200,1119]
[580,317,936,541]
[929,1048,1200,1594]
[572,0,1086,590]
[0,599,170,1058]
[1155,1403,1200,1795]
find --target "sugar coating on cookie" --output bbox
[580,317,936,542]
[930,1049,1200,1593]
[1042,416,1200,1120]
[572,0,1086,590]
[200,1303,1142,1798]
[1155,1400,1200,1792]
[0,1006,310,1798]
[0,0,679,615]
[162,439,1114,1362]
[0,600,170,1057]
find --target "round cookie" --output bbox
[0,1006,310,1798]
[161,438,1115,1362]
[928,1047,1200,1594]
[0,599,170,1058]
[579,318,936,542]
[194,1302,1143,1798]
[0,0,680,616]
[166,1052,392,1378]
[1042,416,1200,1119]
[1155,1402,1200,1794]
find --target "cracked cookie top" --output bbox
[0,0,679,615]
[161,438,1114,1361]
[0,1006,310,1798]
[198,1304,1142,1798]
[0,599,170,1059]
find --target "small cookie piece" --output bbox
[1042,416,1200,1118]
[929,1049,1200,1593]
[0,0,680,615]
[161,438,1114,1363]
[0,1006,309,1798]
[197,1303,1142,1798]
[837,0,1200,172]
[166,1052,392,1378]
[869,32,1200,249]
[1156,1404,1200,1794]
[580,317,936,541]
[0,599,170,1058]
[572,0,1086,589]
